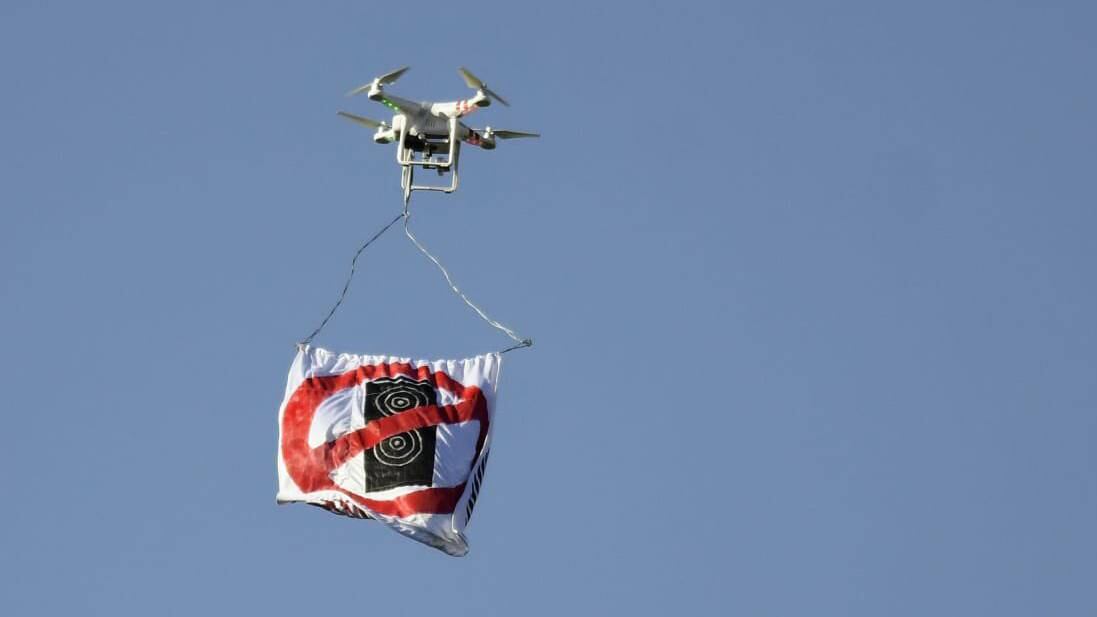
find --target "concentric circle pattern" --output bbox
[375,385,431,416]
[375,430,423,466]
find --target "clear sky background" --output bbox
[1,1,1095,615]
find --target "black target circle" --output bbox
[375,386,431,416]
[375,430,424,466]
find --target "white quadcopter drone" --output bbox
[338,66,539,199]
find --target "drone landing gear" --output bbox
[399,117,461,202]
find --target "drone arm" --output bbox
[463,127,540,149]
[374,92,420,115]
[462,129,495,150]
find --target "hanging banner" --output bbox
[277,345,501,556]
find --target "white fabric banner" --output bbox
[277,345,501,556]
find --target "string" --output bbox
[299,193,532,354]
[402,194,532,353]
[298,213,403,347]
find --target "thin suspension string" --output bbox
[402,194,532,354]
[299,193,532,354]
[299,212,404,347]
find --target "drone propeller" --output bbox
[487,128,541,140]
[337,111,389,129]
[347,65,410,96]
[491,129,537,139]
[458,67,510,107]
[378,65,410,85]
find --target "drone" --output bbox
[338,66,539,199]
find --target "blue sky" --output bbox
[1,1,1095,614]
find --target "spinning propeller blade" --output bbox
[490,129,540,139]
[458,66,483,89]
[458,67,510,107]
[346,83,373,97]
[378,65,410,85]
[337,111,388,129]
[346,65,410,96]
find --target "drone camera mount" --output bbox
[399,117,461,200]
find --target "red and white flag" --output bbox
[277,345,500,556]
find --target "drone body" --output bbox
[338,66,539,197]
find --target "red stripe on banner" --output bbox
[322,401,480,470]
[280,363,489,518]
[346,485,466,517]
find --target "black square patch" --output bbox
[362,376,438,492]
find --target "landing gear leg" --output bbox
[401,158,413,204]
